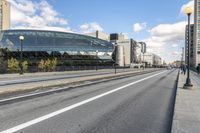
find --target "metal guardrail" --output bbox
[190,67,197,73]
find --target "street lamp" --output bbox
[181,47,184,66]
[96,50,98,71]
[114,43,117,74]
[184,7,193,89]
[19,35,24,75]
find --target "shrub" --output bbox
[45,59,51,71]
[38,58,58,72]
[7,58,19,73]
[50,58,57,71]
[38,59,45,71]
[22,60,29,72]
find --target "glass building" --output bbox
[0,30,114,61]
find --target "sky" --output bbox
[8,0,194,63]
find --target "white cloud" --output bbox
[145,21,186,48]
[143,21,186,62]
[133,22,147,32]
[8,0,70,32]
[149,21,187,44]
[12,26,73,33]
[79,22,103,33]
[172,44,178,48]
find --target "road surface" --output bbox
[0,69,178,133]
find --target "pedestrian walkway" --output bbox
[171,71,200,133]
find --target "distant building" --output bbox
[153,54,162,66]
[143,53,153,66]
[0,0,10,31]
[110,33,142,67]
[185,24,194,67]
[194,0,200,66]
[138,42,147,54]
[111,33,132,67]
[138,42,147,66]
[110,33,129,42]
[174,60,183,68]
[143,53,162,67]
[85,31,109,41]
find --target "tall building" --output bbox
[194,0,200,66]
[0,0,10,31]
[185,24,194,67]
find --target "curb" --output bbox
[170,70,180,133]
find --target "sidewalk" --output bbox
[171,71,200,133]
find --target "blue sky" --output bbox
[9,0,193,63]
[49,0,188,37]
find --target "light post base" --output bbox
[183,78,193,89]
[183,79,193,90]
[183,84,193,89]
[19,63,23,75]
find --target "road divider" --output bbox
[0,69,164,104]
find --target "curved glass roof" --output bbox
[0,30,114,59]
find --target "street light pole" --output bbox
[184,7,193,89]
[96,50,98,71]
[181,47,184,65]
[114,44,117,74]
[19,36,24,75]
[142,52,145,69]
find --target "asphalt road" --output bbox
[0,68,140,86]
[0,69,178,133]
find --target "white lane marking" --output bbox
[0,71,167,133]
[0,86,69,103]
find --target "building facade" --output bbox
[143,53,162,67]
[85,31,109,41]
[0,0,10,31]
[0,30,114,70]
[194,0,200,66]
[110,33,142,67]
[185,24,194,67]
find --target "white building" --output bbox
[110,33,143,67]
[85,31,109,41]
[143,53,162,66]
[0,0,10,31]
[116,39,132,67]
